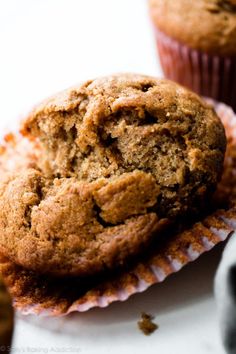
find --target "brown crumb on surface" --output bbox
[138,312,158,335]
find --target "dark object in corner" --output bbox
[215,235,236,354]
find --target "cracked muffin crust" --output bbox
[0,74,226,277]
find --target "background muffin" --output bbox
[149,0,236,110]
[0,278,13,354]
[0,74,226,278]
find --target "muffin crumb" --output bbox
[138,312,158,335]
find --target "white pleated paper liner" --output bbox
[0,101,235,316]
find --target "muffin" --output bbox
[0,101,234,316]
[0,278,13,353]
[149,0,236,110]
[0,74,226,279]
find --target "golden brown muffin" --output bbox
[0,74,226,277]
[0,277,13,353]
[149,0,236,56]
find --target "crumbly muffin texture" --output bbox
[0,74,226,277]
[149,0,236,56]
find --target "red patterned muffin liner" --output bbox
[0,101,236,316]
[155,29,236,111]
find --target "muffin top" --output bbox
[0,74,226,277]
[149,0,236,56]
[0,278,13,350]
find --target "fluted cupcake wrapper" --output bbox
[155,29,236,111]
[0,101,236,316]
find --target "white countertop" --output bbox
[0,1,226,353]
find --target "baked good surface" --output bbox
[0,74,226,277]
[0,277,13,351]
[0,100,232,316]
[149,0,236,56]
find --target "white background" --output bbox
[0,1,226,353]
